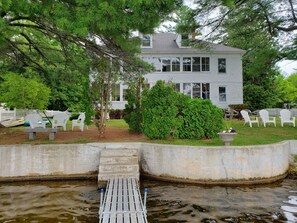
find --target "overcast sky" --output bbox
[277,60,297,77]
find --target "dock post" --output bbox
[143,188,148,208]
[99,188,104,208]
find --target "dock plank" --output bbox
[99,177,147,223]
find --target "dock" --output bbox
[99,177,148,223]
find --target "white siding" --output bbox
[110,50,243,109]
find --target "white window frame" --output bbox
[141,34,152,48]
[219,86,227,102]
[218,58,227,73]
[201,57,210,71]
[182,83,210,99]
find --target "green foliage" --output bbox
[0,0,180,127]
[221,4,281,109]
[0,72,50,109]
[177,98,223,139]
[109,109,125,119]
[142,81,183,139]
[174,6,198,35]
[275,74,297,105]
[124,78,143,133]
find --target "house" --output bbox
[110,33,245,109]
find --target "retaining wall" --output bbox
[0,141,295,184]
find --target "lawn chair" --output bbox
[280,109,295,127]
[25,113,46,128]
[240,110,259,127]
[259,109,276,127]
[72,113,85,131]
[52,112,69,131]
[224,108,239,119]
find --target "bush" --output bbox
[142,81,184,139]
[69,113,80,120]
[177,98,223,139]
[109,109,125,119]
[124,81,143,133]
[229,104,248,111]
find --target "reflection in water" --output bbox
[0,179,296,222]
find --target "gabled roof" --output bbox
[141,33,245,54]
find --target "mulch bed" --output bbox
[0,127,148,145]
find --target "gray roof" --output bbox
[141,33,245,54]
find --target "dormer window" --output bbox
[181,34,190,47]
[141,34,152,48]
[176,34,191,48]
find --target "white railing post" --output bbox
[13,108,16,120]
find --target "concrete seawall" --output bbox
[0,141,295,185]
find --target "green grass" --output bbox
[106,119,129,128]
[106,119,297,146]
[17,118,295,146]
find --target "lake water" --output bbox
[0,179,297,223]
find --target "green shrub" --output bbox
[124,81,143,133]
[142,81,184,139]
[177,98,223,139]
[109,109,125,119]
[69,113,80,120]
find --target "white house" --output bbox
[111,33,244,109]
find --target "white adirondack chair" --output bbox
[25,113,46,128]
[259,109,276,127]
[72,113,85,131]
[240,110,259,127]
[52,113,69,131]
[280,109,296,127]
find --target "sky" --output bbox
[276,60,297,77]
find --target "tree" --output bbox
[186,0,297,41]
[221,4,282,109]
[142,81,183,139]
[275,73,297,106]
[0,0,181,131]
[0,72,50,109]
[0,0,181,73]
[124,77,145,133]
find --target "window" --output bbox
[162,58,171,72]
[218,58,226,73]
[172,57,180,71]
[202,57,210,71]
[141,34,151,47]
[111,84,120,101]
[192,57,201,71]
[219,87,226,102]
[183,83,191,97]
[202,83,210,99]
[183,57,191,71]
[174,83,180,92]
[181,83,210,99]
[151,57,162,72]
[192,83,201,98]
[123,88,128,101]
[181,34,190,47]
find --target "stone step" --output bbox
[99,164,139,173]
[98,172,139,181]
[100,149,138,157]
[99,156,138,165]
[98,149,140,186]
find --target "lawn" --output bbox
[107,119,297,146]
[0,118,296,146]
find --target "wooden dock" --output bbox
[99,178,148,223]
